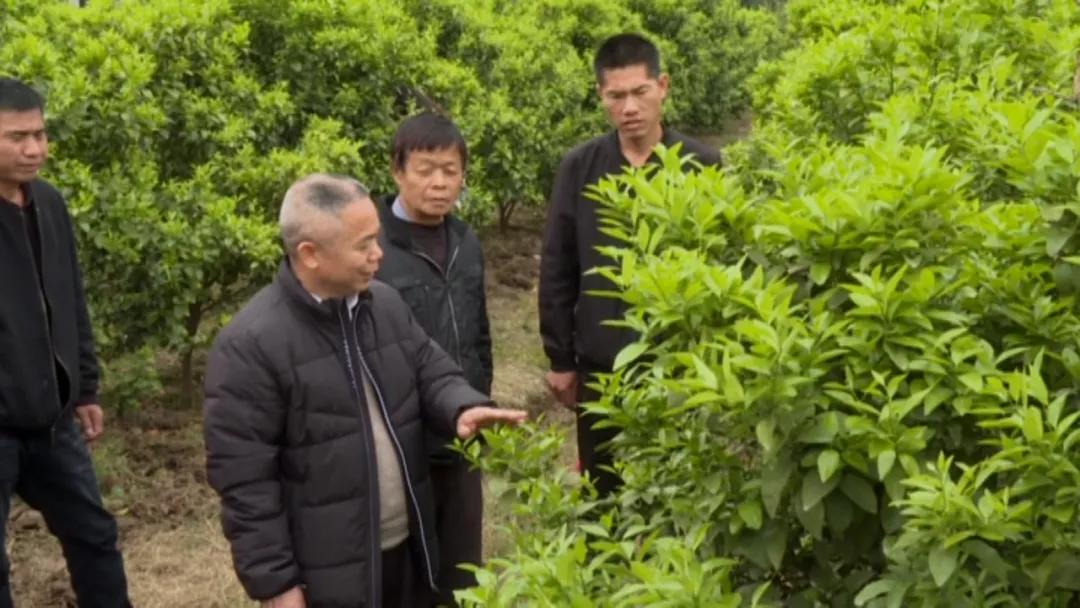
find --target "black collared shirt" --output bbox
[406,221,449,272]
[539,127,722,371]
[1,185,43,283]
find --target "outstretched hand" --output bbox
[456,406,528,439]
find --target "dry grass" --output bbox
[8,413,253,607]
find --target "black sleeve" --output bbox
[476,248,494,394]
[538,152,581,372]
[203,331,301,601]
[61,202,100,406]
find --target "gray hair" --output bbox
[279,173,370,256]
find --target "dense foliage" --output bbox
[0,0,778,409]
[464,0,1080,605]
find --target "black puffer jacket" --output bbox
[203,261,488,608]
[0,179,99,431]
[375,195,492,464]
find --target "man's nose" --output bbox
[431,170,449,188]
[23,135,46,158]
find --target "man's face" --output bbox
[597,64,669,141]
[0,109,48,186]
[393,146,464,225]
[305,196,384,296]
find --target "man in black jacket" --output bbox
[0,78,130,606]
[539,34,722,496]
[375,113,490,607]
[203,174,524,608]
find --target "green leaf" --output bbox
[886,581,912,608]
[854,580,893,606]
[1028,367,1049,405]
[818,449,841,482]
[764,522,788,570]
[826,493,854,536]
[755,419,777,453]
[799,412,841,444]
[810,262,832,285]
[739,499,764,531]
[802,468,840,509]
[962,540,1011,581]
[958,372,984,393]
[1023,407,1044,442]
[929,545,959,587]
[1047,225,1075,257]
[877,449,896,480]
[723,352,745,403]
[761,460,794,517]
[613,342,648,370]
[840,474,878,513]
[796,495,825,539]
[692,355,718,390]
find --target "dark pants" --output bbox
[576,370,622,497]
[430,460,483,607]
[382,540,431,608]
[0,415,129,607]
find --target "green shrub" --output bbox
[462,0,1080,604]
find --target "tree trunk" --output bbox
[179,302,203,409]
[498,199,518,232]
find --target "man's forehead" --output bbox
[407,147,463,165]
[599,65,659,91]
[0,109,46,132]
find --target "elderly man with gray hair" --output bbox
[203,174,525,608]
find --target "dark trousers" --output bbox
[430,460,483,607]
[576,370,622,497]
[0,415,129,607]
[382,540,431,608]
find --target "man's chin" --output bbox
[421,204,452,219]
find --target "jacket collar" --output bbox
[377,193,466,250]
[275,258,372,323]
[606,125,681,164]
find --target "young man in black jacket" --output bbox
[375,113,491,607]
[539,34,722,496]
[0,78,130,606]
[204,174,524,608]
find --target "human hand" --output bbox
[261,586,305,608]
[456,406,528,439]
[74,404,105,443]
[545,370,578,410]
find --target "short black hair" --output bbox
[0,77,45,113]
[391,112,468,171]
[593,33,661,85]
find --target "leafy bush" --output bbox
[462,0,1080,604]
[1,0,364,407]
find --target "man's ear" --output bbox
[657,73,670,100]
[391,164,406,190]
[295,241,319,270]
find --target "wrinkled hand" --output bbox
[456,406,528,439]
[262,586,305,608]
[74,404,105,443]
[545,370,578,410]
